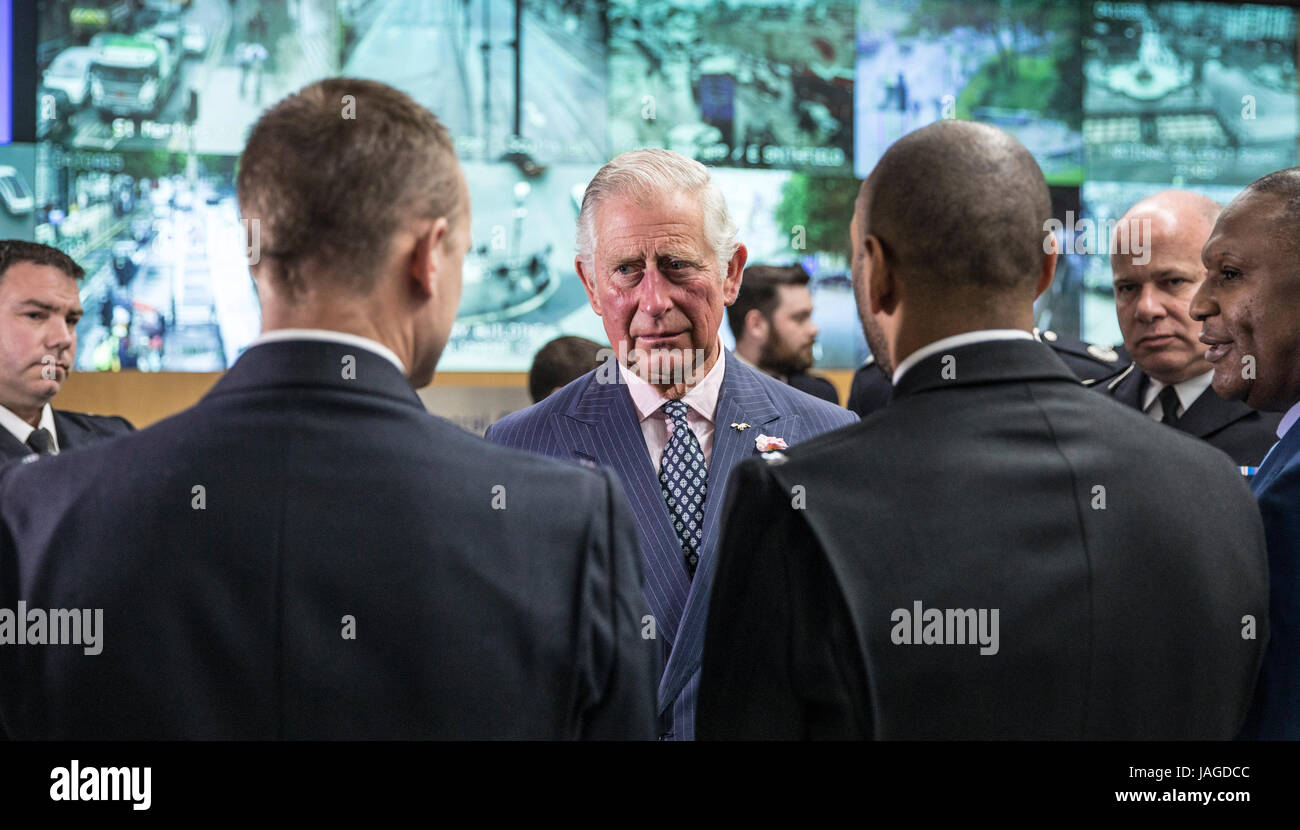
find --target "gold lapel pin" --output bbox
[731,422,751,431]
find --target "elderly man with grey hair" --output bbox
[487,148,856,740]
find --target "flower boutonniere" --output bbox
[754,434,788,453]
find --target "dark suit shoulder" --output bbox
[53,409,135,436]
[1038,330,1128,384]
[786,372,839,405]
[737,361,856,427]
[847,359,893,418]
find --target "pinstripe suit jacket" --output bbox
[486,349,856,738]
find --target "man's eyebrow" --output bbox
[607,254,644,268]
[18,299,59,312]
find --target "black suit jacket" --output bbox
[0,408,133,462]
[0,340,658,739]
[1098,363,1282,467]
[699,339,1268,739]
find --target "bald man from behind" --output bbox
[698,120,1268,740]
[1099,190,1281,468]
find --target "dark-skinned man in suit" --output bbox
[1191,168,1300,740]
[699,120,1268,740]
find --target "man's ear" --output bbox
[575,256,602,316]
[409,217,449,300]
[743,307,769,344]
[1036,232,1059,300]
[864,234,896,316]
[722,243,748,305]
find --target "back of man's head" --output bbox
[858,120,1051,313]
[528,336,605,402]
[728,264,810,343]
[237,78,462,298]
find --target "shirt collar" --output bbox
[0,402,59,453]
[1142,370,1214,415]
[250,328,407,375]
[892,329,1035,385]
[618,348,728,423]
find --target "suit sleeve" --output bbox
[577,467,661,740]
[698,458,865,739]
[1240,462,1300,740]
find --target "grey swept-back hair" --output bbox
[576,148,739,274]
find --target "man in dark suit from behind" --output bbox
[0,241,133,461]
[0,78,658,739]
[729,263,839,405]
[1191,168,1300,739]
[698,120,1268,739]
[1100,190,1280,467]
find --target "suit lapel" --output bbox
[1106,364,1144,409]
[51,410,86,451]
[1174,385,1257,440]
[555,367,692,648]
[658,353,783,711]
[0,427,29,461]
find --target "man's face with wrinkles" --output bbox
[576,190,744,391]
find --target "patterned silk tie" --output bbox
[659,400,707,578]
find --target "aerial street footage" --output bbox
[855,0,1083,184]
[1084,1,1299,185]
[608,0,855,173]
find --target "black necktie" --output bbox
[25,427,54,455]
[1157,385,1181,424]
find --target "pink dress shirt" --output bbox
[617,353,727,474]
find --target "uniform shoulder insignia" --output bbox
[1086,343,1120,363]
[1041,329,1059,343]
[862,355,876,368]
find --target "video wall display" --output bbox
[609,0,856,173]
[1084,1,1298,186]
[856,0,1084,185]
[11,0,1300,371]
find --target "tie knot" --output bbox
[26,427,54,455]
[661,400,689,424]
